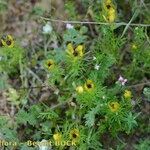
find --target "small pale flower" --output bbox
[66,23,74,29]
[93,56,96,60]
[70,101,76,107]
[118,75,127,86]
[43,22,52,34]
[102,96,105,99]
[131,100,136,106]
[94,64,100,70]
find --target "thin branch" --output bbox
[19,85,47,90]
[9,80,150,91]
[145,28,150,45]
[140,0,149,11]
[26,68,43,84]
[127,81,150,88]
[40,17,150,27]
[51,101,68,110]
[121,10,139,38]
[41,96,73,110]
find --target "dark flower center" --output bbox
[47,62,52,67]
[6,40,12,46]
[73,51,78,57]
[106,4,111,9]
[72,133,77,138]
[111,104,115,108]
[87,84,92,89]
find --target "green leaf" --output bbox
[16,110,29,125]
[84,106,100,127]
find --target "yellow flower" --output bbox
[46,59,55,70]
[75,45,83,52]
[132,44,137,50]
[103,0,116,23]
[104,0,114,11]
[84,79,94,92]
[69,129,80,141]
[75,45,84,57]
[66,43,84,58]
[107,8,116,23]
[66,43,74,55]
[105,0,113,10]
[53,133,62,143]
[124,90,132,100]
[108,102,120,112]
[1,35,14,48]
[108,7,115,14]
[108,14,116,23]
[106,0,112,4]
[72,49,83,58]
[76,86,84,94]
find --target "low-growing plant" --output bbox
[0,0,149,150]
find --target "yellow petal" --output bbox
[53,133,62,142]
[76,86,84,94]
[1,39,6,46]
[108,7,115,14]
[108,13,116,23]
[75,45,83,52]
[66,43,74,54]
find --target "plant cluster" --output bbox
[0,0,149,150]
